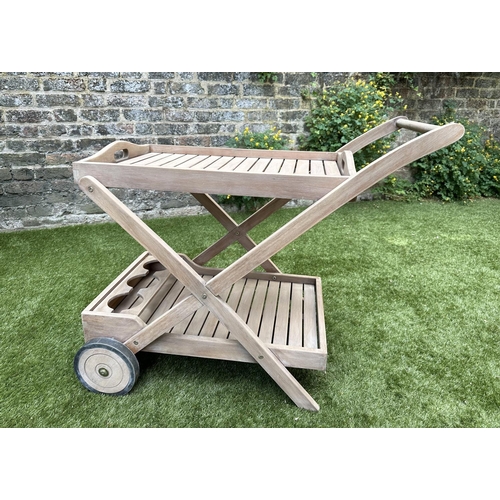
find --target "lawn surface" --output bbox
[1,198,499,428]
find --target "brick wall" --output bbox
[397,72,500,133]
[1,72,499,231]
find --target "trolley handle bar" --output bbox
[396,118,439,134]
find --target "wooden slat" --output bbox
[170,155,212,169]
[265,158,284,173]
[169,285,198,334]
[137,272,178,321]
[246,279,268,335]
[273,282,291,346]
[133,153,178,166]
[231,279,258,329]
[314,279,327,351]
[169,274,210,334]
[147,277,187,323]
[324,160,341,176]
[280,159,296,174]
[295,160,309,175]
[167,276,203,334]
[288,283,304,347]
[215,156,247,171]
[259,280,280,343]
[157,154,197,167]
[204,156,236,170]
[310,160,325,176]
[186,155,222,170]
[303,284,318,349]
[231,157,259,172]
[249,158,272,173]
[120,152,167,166]
[213,279,246,339]
[198,286,231,337]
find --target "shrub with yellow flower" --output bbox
[219,126,289,211]
[298,75,405,169]
[225,126,288,151]
[412,103,500,200]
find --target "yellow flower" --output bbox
[235,137,239,141]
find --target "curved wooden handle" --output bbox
[336,116,407,154]
[208,122,465,296]
[85,140,150,163]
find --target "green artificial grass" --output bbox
[1,198,499,427]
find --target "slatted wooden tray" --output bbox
[82,252,327,371]
[73,143,356,201]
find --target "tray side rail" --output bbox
[77,117,434,166]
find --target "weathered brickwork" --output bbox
[396,73,500,134]
[1,72,499,230]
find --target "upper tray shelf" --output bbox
[72,117,465,201]
[73,142,355,201]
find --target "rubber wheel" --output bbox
[74,337,139,395]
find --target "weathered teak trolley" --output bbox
[72,117,464,411]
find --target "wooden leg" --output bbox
[200,289,320,411]
[192,193,289,273]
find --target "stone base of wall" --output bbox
[0,186,204,231]
[0,191,315,232]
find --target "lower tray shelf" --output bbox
[82,252,327,370]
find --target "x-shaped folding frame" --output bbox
[191,193,289,273]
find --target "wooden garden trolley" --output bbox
[72,117,464,411]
